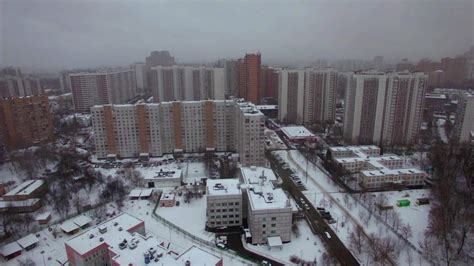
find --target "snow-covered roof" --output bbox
[247,184,291,211]
[4,180,44,196]
[143,167,182,180]
[175,245,222,266]
[281,126,315,140]
[129,189,142,198]
[35,212,51,221]
[60,220,79,233]
[66,212,144,255]
[267,236,283,247]
[0,242,21,256]
[160,192,175,201]
[425,93,447,99]
[207,179,241,196]
[241,166,277,185]
[73,215,92,227]
[16,234,39,249]
[140,188,153,198]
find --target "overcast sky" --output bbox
[1,0,473,70]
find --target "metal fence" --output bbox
[151,202,255,265]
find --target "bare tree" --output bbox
[349,225,365,254]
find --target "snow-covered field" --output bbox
[274,150,431,265]
[1,199,246,266]
[246,220,326,264]
[156,190,215,241]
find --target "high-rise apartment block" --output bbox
[91,99,265,166]
[131,63,147,94]
[343,71,426,146]
[453,92,474,143]
[148,66,225,102]
[237,53,261,104]
[145,50,175,69]
[260,66,279,100]
[0,96,53,150]
[70,70,137,113]
[278,69,338,124]
[224,60,238,97]
[1,67,43,98]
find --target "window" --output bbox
[262,224,266,228]
[271,224,276,227]
[271,217,276,221]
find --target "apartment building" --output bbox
[344,71,427,146]
[278,69,338,124]
[70,70,137,113]
[91,99,265,166]
[278,69,305,124]
[236,53,261,104]
[0,76,43,98]
[329,146,427,189]
[149,66,225,102]
[206,179,243,229]
[0,96,53,150]
[453,92,474,143]
[131,63,147,93]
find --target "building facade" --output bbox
[0,67,43,98]
[91,99,265,166]
[149,66,225,102]
[344,71,427,146]
[70,70,137,113]
[131,63,147,94]
[237,53,261,104]
[453,92,474,143]
[206,179,243,229]
[0,96,53,150]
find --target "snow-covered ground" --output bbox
[246,220,326,264]
[156,190,215,241]
[2,199,247,266]
[274,150,431,265]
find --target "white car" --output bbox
[324,232,331,239]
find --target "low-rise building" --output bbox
[144,168,182,188]
[159,192,176,207]
[206,179,242,229]
[2,180,47,201]
[65,212,222,266]
[329,145,427,189]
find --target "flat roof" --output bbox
[248,184,291,211]
[4,180,44,196]
[74,215,92,227]
[60,220,79,233]
[129,189,142,198]
[66,212,143,255]
[16,234,39,249]
[0,242,21,256]
[267,236,283,247]
[0,198,41,208]
[207,179,241,196]
[144,167,182,180]
[241,167,277,185]
[140,188,153,198]
[35,212,51,221]
[175,245,222,266]
[160,192,175,200]
[281,126,315,139]
[256,105,278,110]
[425,93,447,99]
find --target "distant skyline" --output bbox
[1,0,473,71]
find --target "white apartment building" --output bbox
[278,69,305,124]
[344,71,427,146]
[329,146,427,189]
[131,63,147,93]
[453,92,474,143]
[149,66,225,102]
[206,179,243,229]
[91,99,265,166]
[70,70,137,113]
[278,69,338,125]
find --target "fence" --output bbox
[151,202,255,265]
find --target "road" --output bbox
[268,152,360,266]
[226,233,285,266]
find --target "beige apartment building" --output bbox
[70,70,137,113]
[91,99,265,166]
[453,92,474,143]
[206,179,243,229]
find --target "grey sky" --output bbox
[1,0,473,69]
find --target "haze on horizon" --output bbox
[0,0,473,70]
